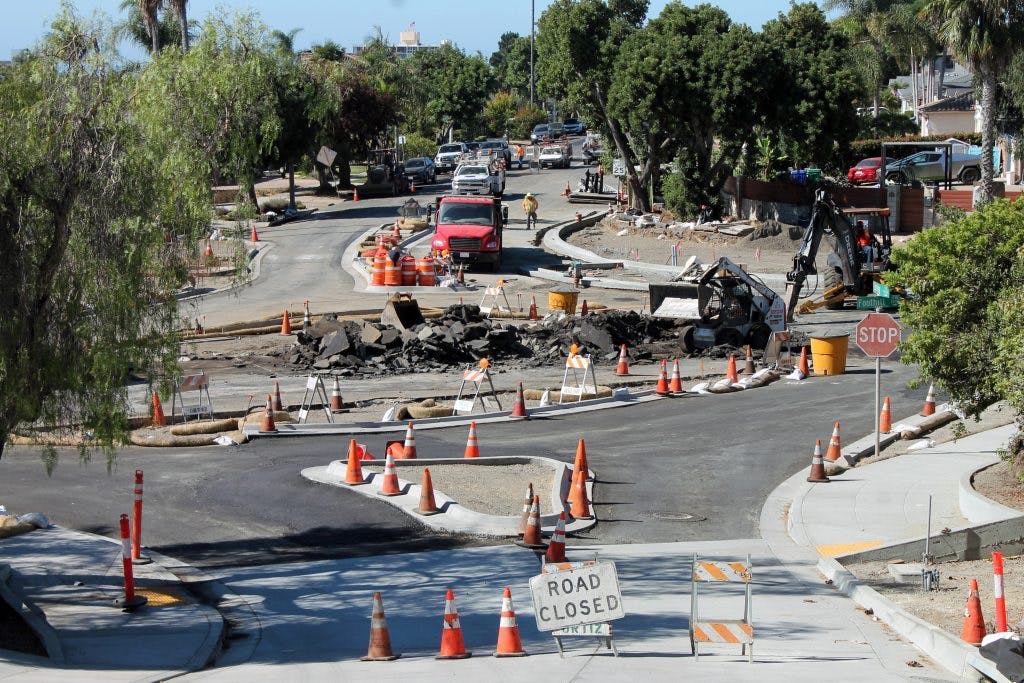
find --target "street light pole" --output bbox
[530,0,535,108]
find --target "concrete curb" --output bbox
[817,556,976,678]
[0,562,64,662]
[959,464,1024,525]
[301,455,596,536]
[835,407,952,469]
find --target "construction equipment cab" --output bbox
[429,195,508,271]
[785,189,893,320]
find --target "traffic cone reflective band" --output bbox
[961,578,986,645]
[569,467,593,519]
[353,187,359,201]
[437,589,472,659]
[798,347,810,376]
[806,439,830,483]
[151,391,166,427]
[669,358,683,393]
[511,382,529,419]
[744,344,755,375]
[361,592,401,661]
[401,421,417,459]
[494,587,527,657]
[344,438,366,485]
[273,380,283,412]
[921,384,936,417]
[518,483,534,534]
[573,438,591,481]
[250,223,260,242]
[726,353,739,383]
[528,296,539,321]
[517,495,546,549]
[615,344,630,375]
[580,300,589,316]
[259,394,277,433]
[418,467,439,515]
[330,377,344,412]
[545,511,568,562]
[880,396,892,434]
[464,421,480,458]
[280,310,292,335]
[378,452,402,496]
[655,359,670,395]
[825,421,842,462]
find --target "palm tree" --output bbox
[165,0,189,50]
[270,28,302,60]
[116,0,181,55]
[137,0,162,54]
[922,0,1024,205]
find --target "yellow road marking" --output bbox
[816,541,883,557]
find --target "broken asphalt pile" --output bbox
[290,305,756,377]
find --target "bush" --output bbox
[402,132,436,159]
[510,105,547,140]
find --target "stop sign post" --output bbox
[855,312,902,458]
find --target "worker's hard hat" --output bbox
[525,192,534,198]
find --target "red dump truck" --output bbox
[429,195,508,271]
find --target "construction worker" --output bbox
[596,161,605,193]
[856,220,874,262]
[515,144,525,169]
[522,192,539,228]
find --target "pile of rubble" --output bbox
[290,305,747,377]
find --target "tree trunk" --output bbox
[589,82,649,212]
[149,20,160,54]
[247,184,259,213]
[976,67,996,208]
[179,11,189,51]
[288,163,296,210]
[937,49,947,99]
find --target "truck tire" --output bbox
[960,167,980,184]
[679,325,695,354]
[747,324,772,350]
[885,171,907,184]
[715,327,742,348]
[824,267,845,310]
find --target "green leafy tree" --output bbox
[0,12,212,462]
[490,32,532,98]
[323,70,399,188]
[310,40,346,62]
[511,104,548,139]
[409,44,493,142]
[921,0,1024,206]
[484,91,517,137]
[117,0,188,54]
[402,132,437,158]
[889,200,1024,423]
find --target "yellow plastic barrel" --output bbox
[810,335,849,376]
[548,288,579,314]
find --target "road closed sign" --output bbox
[529,561,625,632]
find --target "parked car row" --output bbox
[530,118,586,144]
[847,148,983,186]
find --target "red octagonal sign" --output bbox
[855,312,902,358]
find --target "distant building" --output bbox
[352,24,446,59]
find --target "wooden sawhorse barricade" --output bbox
[453,360,502,415]
[560,346,598,404]
[171,371,214,422]
[689,553,754,663]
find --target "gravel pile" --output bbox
[363,462,555,516]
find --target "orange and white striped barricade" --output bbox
[689,554,753,663]
[559,345,598,404]
[453,359,501,415]
[479,280,513,317]
[532,560,622,657]
[171,371,214,422]
[297,374,333,424]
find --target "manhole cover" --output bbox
[649,511,706,522]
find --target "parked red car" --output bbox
[847,157,890,185]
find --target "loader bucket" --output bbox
[381,293,425,331]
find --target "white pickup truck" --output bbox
[451,160,505,196]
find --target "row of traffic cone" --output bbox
[363,586,528,661]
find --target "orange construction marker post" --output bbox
[993,551,1008,632]
[114,514,147,611]
[131,470,151,565]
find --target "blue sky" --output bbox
[2,1,816,59]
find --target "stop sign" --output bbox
[855,312,902,357]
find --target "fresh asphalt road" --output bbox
[0,355,920,568]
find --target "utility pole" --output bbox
[530,0,535,108]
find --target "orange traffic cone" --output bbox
[669,358,683,393]
[378,451,402,497]
[806,439,830,483]
[726,353,739,383]
[568,467,593,519]
[280,310,292,335]
[798,346,810,377]
[880,396,892,433]
[401,421,417,459]
[921,384,936,417]
[655,359,670,395]
[456,263,465,285]
[518,483,534,534]
[259,394,277,433]
[410,180,416,194]
[573,438,590,481]
[356,443,374,460]
[563,181,571,196]
[615,344,630,375]
[393,223,401,239]
[418,467,439,515]
[494,587,527,657]
[344,439,366,485]
[516,495,546,549]
[580,300,589,316]
[528,296,539,321]
[250,222,260,242]
[353,187,360,202]
[464,421,480,458]
[273,380,283,412]
[511,382,529,419]
[825,421,842,462]
[545,511,568,562]
[361,592,401,661]
[961,578,987,645]
[437,589,472,659]
[204,241,213,258]
[151,391,166,427]
[330,377,344,412]
[743,344,755,375]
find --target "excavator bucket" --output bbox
[380,293,425,331]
